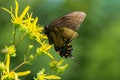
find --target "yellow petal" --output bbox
[34,17,38,25]
[1,7,14,18]
[15,0,19,18]
[45,75,61,80]
[57,59,64,67]
[17,70,31,76]
[44,52,54,60]
[20,6,30,19]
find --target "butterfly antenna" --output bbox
[41,15,48,27]
[45,15,48,27]
[42,15,48,33]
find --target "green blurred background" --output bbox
[0,0,120,80]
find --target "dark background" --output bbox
[0,0,120,80]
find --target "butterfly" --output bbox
[44,11,86,58]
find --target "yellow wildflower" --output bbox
[24,17,45,39]
[2,0,30,25]
[5,45,16,56]
[35,68,61,80]
[50,60,68,73]
[1,45,31,80]
[1,70,31,80]
[2,0,47,44]
[37,42,54,59]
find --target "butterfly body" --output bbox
[44,11,86,58]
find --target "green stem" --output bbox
[15,33,27,47]
[26,47,31,60]
[13,26,17,45]
[6,54,10,73]
[12,61,28,71]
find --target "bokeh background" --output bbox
[0,0,120,80]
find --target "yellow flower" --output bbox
[1,45,16,56]
[2,0,47,44]
[37,42,54,59]
[50,60,68,73]
[35,68,61,80]
[1,70,31,80]
[5,45,16,56]
[2,0,30,25]
[1,45,31,80]
[24,17,46,39]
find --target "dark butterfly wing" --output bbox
[48,11,86,31]
[44,11,86,58]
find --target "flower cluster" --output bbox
[34,68,61,80]
[2,0,53,59]
[49,60,68,74]
[1,0,68,80]
[0,45,31,80]
[34,60,68,80]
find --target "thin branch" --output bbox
[15,33,27,47]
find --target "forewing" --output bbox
[48,11,86,31]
